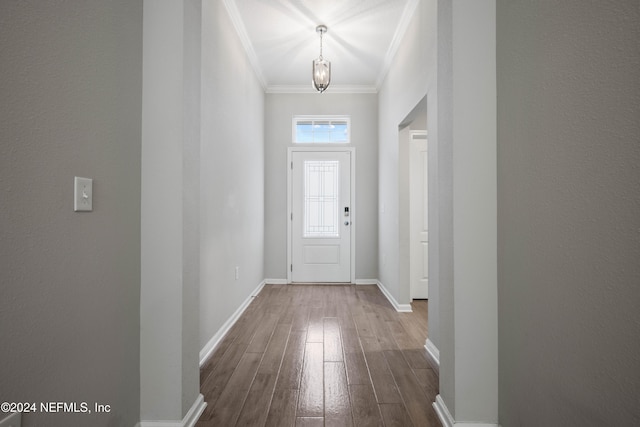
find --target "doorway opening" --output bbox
[399,95,429,301]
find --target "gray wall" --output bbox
[264,93,378,281]
[435,0,455,412]
[434,0,499,422]
[497,1,640,425]
[199,0,265,349]
[140,0,202,421]
[378,0,438,308]
[377,0,445,402]
[0,1,142,426]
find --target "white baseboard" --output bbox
[433,395,455,427]
[199,280,265,366]
[376,280,412,312]
[137,394,206,427]
[433,395,500,427]
[264,278,287,285]
[425,338,440,373]
[355,279,378,285]
[182,394,206,427]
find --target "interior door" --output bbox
[410,132,428,299]
[291,151,351,282]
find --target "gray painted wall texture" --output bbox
[0,1,143,426]
[140,0,203,421]
[199,0,265,350]
[497,0,640,425]
[378,0,437,306]
[436,0,456,413]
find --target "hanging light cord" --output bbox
[319,29,324,60]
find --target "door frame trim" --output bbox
[287,147,356,284]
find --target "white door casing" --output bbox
[410,131,428,299]
[288,148,354,283]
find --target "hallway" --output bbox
[196,285,439,427]
[2,1,638,426]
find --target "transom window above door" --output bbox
[293,116,350,144]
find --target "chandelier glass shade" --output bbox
[312,25,331,93]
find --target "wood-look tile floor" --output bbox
[196,284,440,427]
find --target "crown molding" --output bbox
[375,0,420,89]
[266,85,378,94]
[222,0,267,89]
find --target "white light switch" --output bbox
[74,176,93,212]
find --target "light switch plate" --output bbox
[74,176,93,212]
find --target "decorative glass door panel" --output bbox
[304,161,339,238]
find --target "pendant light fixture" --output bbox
[312,25,331,93]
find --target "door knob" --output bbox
[344,221,350,226]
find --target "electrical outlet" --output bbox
[0,412,21,427]
[74,176,93,212]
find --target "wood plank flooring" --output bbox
[196,284,440,427]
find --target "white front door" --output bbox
[291,151,351,282]
[410,132,428,299]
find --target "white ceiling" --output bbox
[224,0,419,93]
